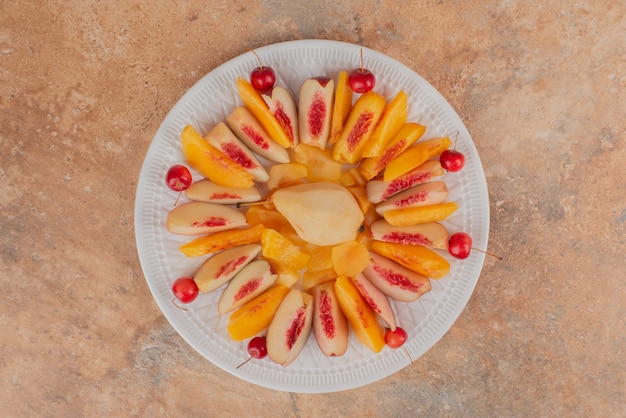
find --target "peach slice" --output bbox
[370,241,450,279]
[304,245,334,272]
[346,185,372,215]
[266,162,308,190]
[218,259,277,314]
[272,182,364,246]
[358,123,426,180]
[185,179,261,205]
[266,289,314,366]
[179,223,265,257]
[331,240,370,277]
[227,284,290,341]
[245,205,290,231]
[361,90,408,158]
[362,252,432,302]
[383,201,459,226]
[180,125,254,189]
[311,280,348,356]
[293,143,342,182]
[235,77,291,148]
[370,219,449,249]
[383,136,452,181]
[334,276,386,353]
[268,260,301,288]
[351,273,396,331]
[329,70,353,145]
[166,201,247,236]
[262,86,300,148]
[193,243,261,293]
[261,228,310,270]
[298,77,335,149]
[332,91,386,164]
[366,160,445,204]
[226,106,290,163]
[375,181,448,215]
[302,268,338,290]
[204,122,269,182]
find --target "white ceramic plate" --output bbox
[135,39,489,393]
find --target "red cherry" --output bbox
[440,149,465,172]
[250,50,275,92]
[448,232,472,259]
[171,277,199,304]
[166,165,192,192]
[236,336,268,369]
[348,48,375,93]
[385,327,408,348]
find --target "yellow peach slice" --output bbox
[179,224,265,257]
[332,91,386,164]
[334,276,386,353]
[304,245,334,272]
[235,77,292,148]
[180,125,254,189]
[293,143,342,182]
[268,260,301,288]
[331,240,370,277]
[370,241,450,279]
[302,268,338,290]
[266,162,308,190]
[383,136,451,181]
[329,70,353,145]
[358,123,426,180]
[361,91,408,158]
[261,229,310,270]
[383,201,459,226]
[227,284,290,341]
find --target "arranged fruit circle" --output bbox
[135,40,490,393]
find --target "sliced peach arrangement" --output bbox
[163,54,478,367]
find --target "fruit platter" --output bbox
[134,39,490,393]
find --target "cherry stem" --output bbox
[236,356,252,369]
[403,346,413,363]
[173,191,182,207]
[171,297,188,311]
[236,199,270,209]
[472,247,503,260]
[359,48,365,73]
[453,131,459,150]
[251,49,263,70]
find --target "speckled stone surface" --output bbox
[1,1,625,416]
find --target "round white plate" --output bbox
[134,39,489,393]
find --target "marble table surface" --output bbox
[1,1,624,416]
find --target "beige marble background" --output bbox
[1,1,624,416]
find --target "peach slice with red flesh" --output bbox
[266,289,314,366]
[179,223,265,257]
[362,252,432,302]
[370,219,449,249]
[311,280,348,357]
[358,122,426,180]
[193,243,261,294]
[185,179,261,205]
[366,160,445,204]
[334,276,386,353]
[218,259,277,314]
[361,90,408,158]
[375,181,448,215]
[332,91,386,164]
[272,182,364,247]
[298,77,335,149]
[227,284,290,341]
[226,106,290,163]
[329,70,353,145]
[235,77,292,148]
[180,125,254,189]
[383,136,452,181]
[351,273,397,331]
[383,201,459,226]
[371,241,450,279]
[204,122,269,183]
[293,143,342,183]
[262,86,300,148]
[166,201,247,236]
